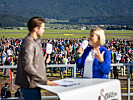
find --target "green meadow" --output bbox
[0,29,133,39]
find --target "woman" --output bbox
[76,28,111,79]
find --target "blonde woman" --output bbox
[76,28,111,79]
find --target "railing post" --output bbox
[74,64,76,78]
[51,67,53,77]
[107,72,110,79]
[127,65,130,100]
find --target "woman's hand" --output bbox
[95,49,105,63]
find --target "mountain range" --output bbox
[0,0,133,26]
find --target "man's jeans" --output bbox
[21,87,41,100]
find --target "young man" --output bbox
[15,17,59,100]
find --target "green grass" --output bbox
[0,29,89,34]
[0,33,27,38]
[45,29,89,34]
[1,29,133,33]
[0,29,133,38]
[0,33,87,38]
[0,30,28,33]
[105,30,133,33]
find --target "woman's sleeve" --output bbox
[76,56,83,69]
[99,50,111,75]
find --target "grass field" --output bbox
[0,29,133,39]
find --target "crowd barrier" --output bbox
[0,63,133,100]
[110,63,133,100]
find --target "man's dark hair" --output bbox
[28,17,45,32]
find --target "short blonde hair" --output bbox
[90,28,105,45]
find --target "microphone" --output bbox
[80,40,89,50]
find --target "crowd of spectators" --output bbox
[105,39,133,79]
[0,38,133,78]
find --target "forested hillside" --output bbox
[0,0,133,26]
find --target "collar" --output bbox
[28,34,40,42]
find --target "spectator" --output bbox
[15,88,20,97]
[3,57,10,77]
[113,61,119,79]
[61,55,68,78]
[1,82,11,98]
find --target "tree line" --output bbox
[0,14,133,30]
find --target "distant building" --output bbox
[79,27,86,30]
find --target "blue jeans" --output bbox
[21,87,41,100]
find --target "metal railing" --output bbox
[0,63,133,100]
[0,64,76,77]
[46,64,76,78]
[111,63,133,100]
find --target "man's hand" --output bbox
[47,81,59,86]
[44,53,47,61]
[46,54,51,63]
